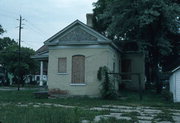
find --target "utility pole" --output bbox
[18,15,22,91]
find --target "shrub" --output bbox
[97,66,117,99]
[161,90,173,102]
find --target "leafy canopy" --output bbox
[93,0,180,55]
[0,44,38,78]
[0,37,17,50]
[93,0,180,93]
[0,25,5,35]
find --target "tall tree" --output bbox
[0,37,17,50]
[0,25,17,50]
[93,0,180,93]
[0,25,5,35]
[0,25,17,85]
[93,0,114,37]
[0,44,38,85]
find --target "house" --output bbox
[32,14,145,97]
[170,66,180,102]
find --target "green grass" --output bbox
[0,90,180,108]
[0,90,180,122]
[153,109,175,122]
[0,105,108,123]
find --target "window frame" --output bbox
[58,57,67,74]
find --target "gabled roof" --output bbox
[31,45,48,60]
[44,20,111,45]
[36,45,48,54]
[172,66,180,73]
[32,19,121,60]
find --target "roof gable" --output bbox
[44,20,111,46]
[172,66,180,73]
[59,26,97,42]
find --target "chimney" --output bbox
[86,13,93,27]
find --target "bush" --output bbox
[161,90,173,102]
[97,66,117,99]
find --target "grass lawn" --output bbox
[0,104,109,123]
[0,89,180,123]
[0,89,179,108]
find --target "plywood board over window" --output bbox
[72,55,85,83]
[58,57,67,73]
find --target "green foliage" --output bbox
[97,66,117,99]
[0,25,5,35]
[0,25,17,50]
[0,105,105,123]
[0,44,38,85]
[97,67,102,80]
[97,66,107,81]
[161,90,173,102]
[93,0,114,37]
[154,109,174,122]
[0,37,17,50]
[0,90,179,108]
[93,0,180,93]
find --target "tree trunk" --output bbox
[151,48,162,94]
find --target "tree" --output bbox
[0,37,17,50]
[0,25,17,85]
[93,0,180,93]
[93,0,114,37]
[0,44,38,86]
[0,25,17,51]
[0,25,5,35]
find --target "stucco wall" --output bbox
[121,52,145,90]
[48,45,119,97]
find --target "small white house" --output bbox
[32,14,146,97]
[170,66,180,102]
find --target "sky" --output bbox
[0,0,97,50]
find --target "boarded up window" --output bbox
[121,59,132,80]
[58,58,67,73]
[72,55,85,83]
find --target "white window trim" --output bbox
[58,57,67,73]
[70,83,86,86]
[57,73,68,75]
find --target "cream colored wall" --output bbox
[48,46,119,96]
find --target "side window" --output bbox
[58,57,67,73]
[72,55,85,83]
[121,59,132,80]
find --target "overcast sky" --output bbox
[0,0,97,50]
